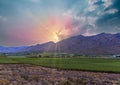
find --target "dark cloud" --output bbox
[94,0,104,6]
[96,0,120,33]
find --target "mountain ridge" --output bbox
[1,33,120,55]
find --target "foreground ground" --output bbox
[0,64,120,85]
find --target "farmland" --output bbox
[0,56,120,84]
[0,57,120,73]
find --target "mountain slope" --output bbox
[56,33,120,54]
[0,46,28,53]
[23,41,55,52]
[1,33,120,55]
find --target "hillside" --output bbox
[1,33,120,55]
[56,33,120,54]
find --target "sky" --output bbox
[0,0,120,46]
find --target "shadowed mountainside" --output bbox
[1,33,120,55]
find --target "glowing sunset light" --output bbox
[40,16,70,43]
[2,0,118,46]
[53,32,59,42]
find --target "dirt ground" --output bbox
[0,64,120,85]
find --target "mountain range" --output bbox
[1,33,120,55]
[0,46,28,53]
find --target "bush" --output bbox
[0,79,10,85]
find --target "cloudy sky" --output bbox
[0,0,120,46]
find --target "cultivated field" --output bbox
[0,57,120,73]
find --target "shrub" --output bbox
[0,79,10,85]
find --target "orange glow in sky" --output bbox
[7,16,73,46]
[35,16,72,43]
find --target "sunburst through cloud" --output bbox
[0,0,120,46]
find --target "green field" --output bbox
[0,57,120,73]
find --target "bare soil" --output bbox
[0,64,120,85]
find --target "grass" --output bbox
[0,57,120,73]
